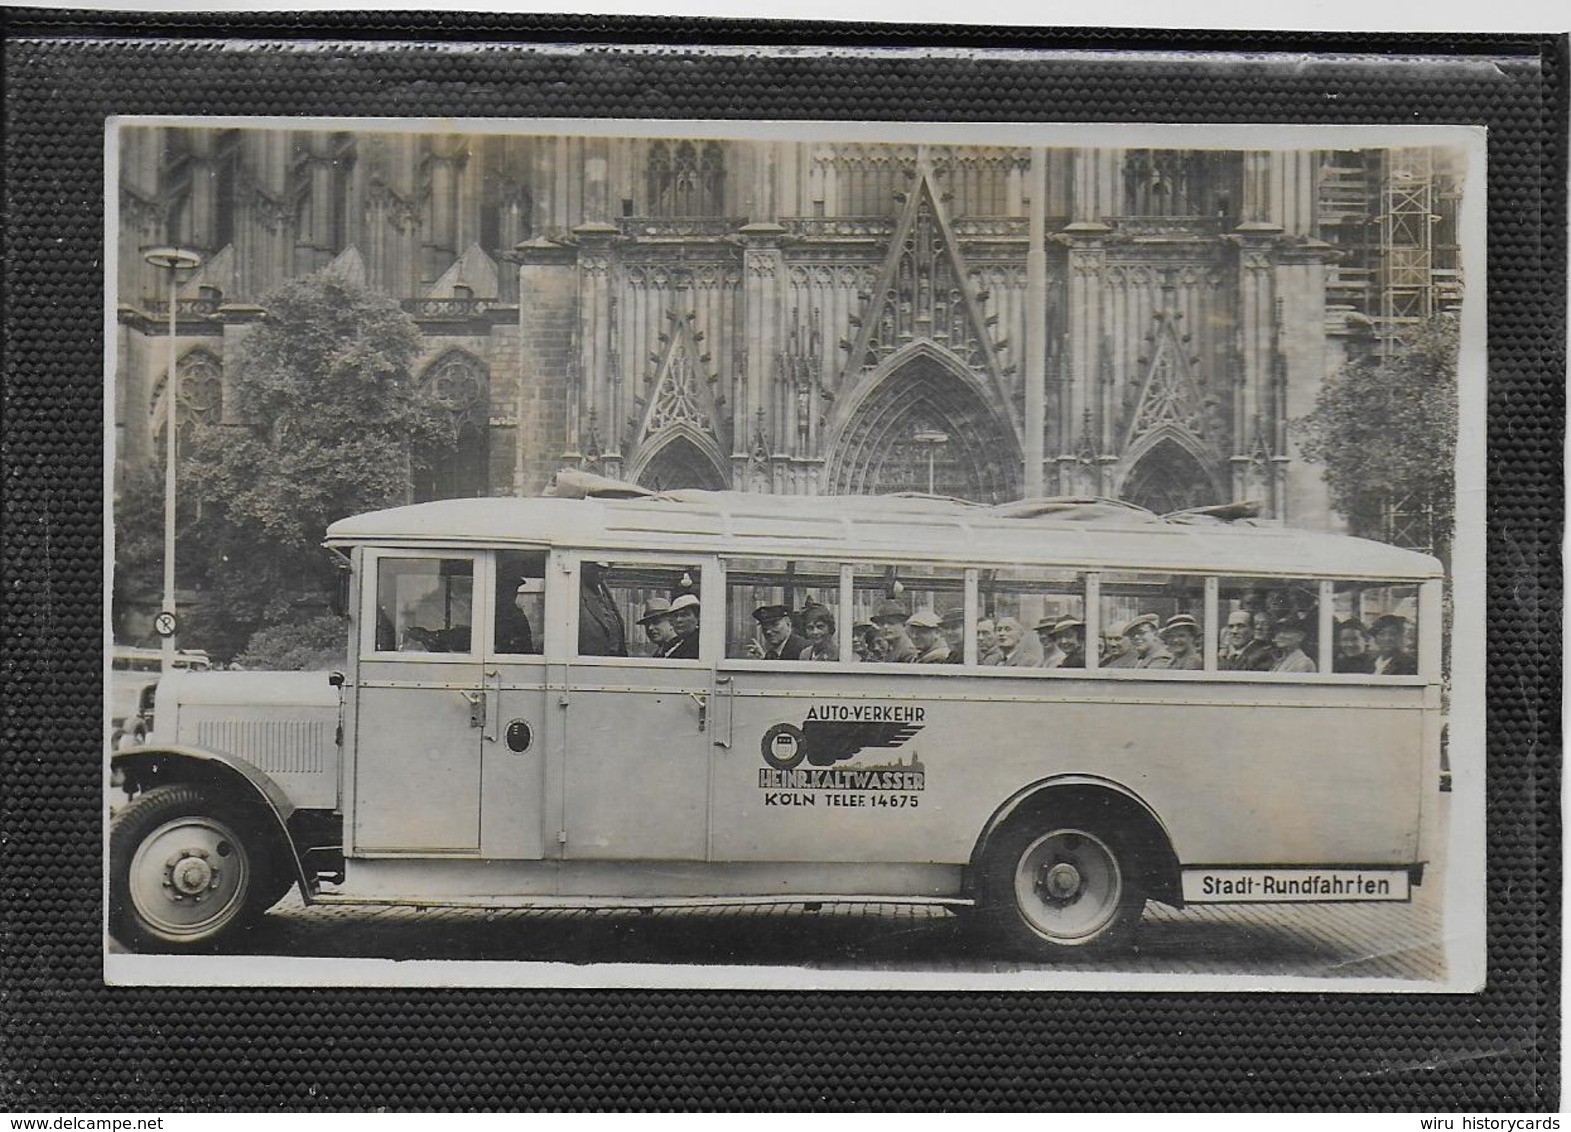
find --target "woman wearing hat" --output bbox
[1269,618,1317,673]
[1160,614,1203,670]
[1369,614,1418,675]
[1051,618,1086,668]
[1032,614,1067,668]
[797,605,838,662]
[666,594,701,659]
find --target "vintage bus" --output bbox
[108,483,1445,956]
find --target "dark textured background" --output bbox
[0,11,1563,1111]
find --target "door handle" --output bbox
[713,674,733,750]
[485,670,500,743]
[460,688,486,729]
[686,690,707,733]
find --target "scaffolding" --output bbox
[1320,147,1461,357]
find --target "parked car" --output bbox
[109,646,211,750]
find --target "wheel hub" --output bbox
[165,848,222,901]
[1039,860,1083,902]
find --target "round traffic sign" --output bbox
[153,611,179,638]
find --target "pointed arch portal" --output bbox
[829,353,1020,503]
[1120,437,1224,514]
[635,432,729,492]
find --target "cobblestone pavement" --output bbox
[191,884,1445,980]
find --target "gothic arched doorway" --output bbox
[635,433,729,492]
[829,353,1020,503]
[1120,437,1224,514]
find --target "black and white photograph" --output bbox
[104,118,1486,991]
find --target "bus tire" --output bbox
[980,815,1144,956]
[109,783,280,952]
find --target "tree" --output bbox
[1298,315,1459,561]
[173,271,457,660]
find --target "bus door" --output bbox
[558,556,714,861]
[479,548,553,859]
[352,551,486,855]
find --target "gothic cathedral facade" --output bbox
[116,127,1462,528]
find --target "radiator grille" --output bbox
[195,719,328,775]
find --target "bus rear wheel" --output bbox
[109,783,278,952]
[981,816,1144,956]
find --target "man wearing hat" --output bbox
[1218,609,1254,670]
[1051,617,1086,669]
[636,598,680,659]
[871,599,918,664]
[1369,614,1418,675]
[938,608,967,663]
[667,593,701,659]
[1161,613,1203,670]
[906,610,951,664]
[748,604,811,661]
[496,577,538,655]
[1032,615,1067,668]
[1122,613,1173,669]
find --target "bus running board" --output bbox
[309,892,976,911]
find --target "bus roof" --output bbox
[324,492,1443,580]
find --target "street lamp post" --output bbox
[912,428,950,496]
[142,246,202,672]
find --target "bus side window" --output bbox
[724,558,840,661]
[579,561,705,660]
[1333,580,1420,676]
[849,562,964,664]
[1100,572,1207,670]
[374,557,475,654]
[979,566,1087,668]
[1217,577,1319,673]
[494,550,547,656]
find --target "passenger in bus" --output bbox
[905,610,951,663]
[1240,610,1277,671]
[1218,610,1254,669]
[578,561,628,657]
[1369,614,1419,675]
[1051,618,1086,668]
[1269,619,1317,673]
[748,604,811,660]
[939,609,967,662]
[1102,627,1136,668]
[667,594,701,659]
[636,599,680,658]
[976,617,1003,665]
[1333,618,1376,673]
[871,601,919,664]
[993,617,1043,667]
[495,578,537,655]
[798,605,838,662]
[849,621,881,662]
[1122,614,1174,669]
[1032,616,1067,668]
[1161,614,1204,670]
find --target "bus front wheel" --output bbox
[109,783,278,952]
[981,816,1144,956]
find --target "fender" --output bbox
[969,773,1183,906]
[112,744,312,897]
